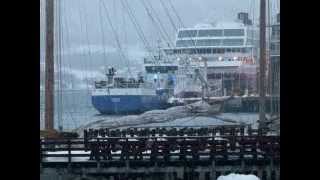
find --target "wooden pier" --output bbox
[40,127,279,180]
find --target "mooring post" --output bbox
[257,169,263,180]
[164,172,172,180]
[40,139,43,170]
[68,138,71,164]
[267,158,274,180]
[199,171,206,180]
[275,168,280,180]
[125,160,130,179]
[266,167,271,180]
[109,175,115,180]
[176,167,184,180]
[210,160,216,180]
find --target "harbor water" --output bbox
[40,90,259,131]
[40,90,124,130]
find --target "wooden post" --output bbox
[210,160,216,180]
[45,0,55,131]
[68,139,71,163]
[259,0,267,129]
[257,169,263,180]
[40,139,43,163]
[199,172,206,180]
[275,169,280,180]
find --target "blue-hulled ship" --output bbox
[92,62,178,114]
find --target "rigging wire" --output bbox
[120,0,157,63]
[80,0,95,95]
[167,0,185,28]
[159,0,178,32]
[77,1,91,95]
[140,1,167,45]
[61,0,81,129]
[142,0,174,46]
[140,0,191,65]
[100,0,132,77]
[57,0,63,131]
[80,0,106,126]
[139,0,174,53]
[77,1,93,125]
[98,1,108,67]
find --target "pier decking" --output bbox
[41,126,279,180]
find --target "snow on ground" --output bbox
[75,100,260,136]
[45,151,91,162]
[127,116,238,128]
[217,173,260,180]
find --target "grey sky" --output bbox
[40,0,279,71]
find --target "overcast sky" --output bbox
[40,0,279,71]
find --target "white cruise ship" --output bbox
[162,12,259,97]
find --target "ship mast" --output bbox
[45,0,54,131]
[259,0,267,129]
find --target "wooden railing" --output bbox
[40,127,279,168]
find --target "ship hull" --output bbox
[92,95,170,114]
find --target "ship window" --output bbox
[182,49,188,54]
[217,48,225,54]
[247,29,254,38]
[224,29,245,36]
[164,49,173,55]
[196,39,221,46]
[226,48,232,53]
[198,29,223,37]
[222,39,244,46]
[246,39,254,45]
[270,44,275,51]
[272,25,280,36]
[176,40,196,47]
[178,30,197,38]
[212,49,217,54]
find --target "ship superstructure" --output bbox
[163,12,259,96]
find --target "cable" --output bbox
[159,0,178,32]
[100,0,132,77]
[120,0,156,62]
[98,1,108,66]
